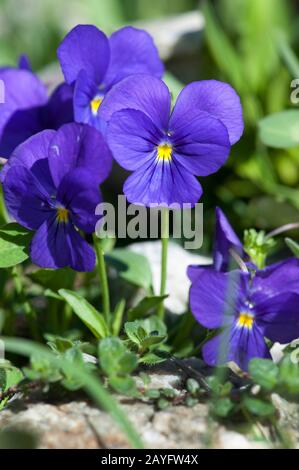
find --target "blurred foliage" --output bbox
[198,0,299,254]
[0,0,198,68]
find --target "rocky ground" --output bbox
[0,361,298,449]
[0,243,298,449]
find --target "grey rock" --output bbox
[135,11,205,61]
[129,241,211,314]
[1,360,297,449]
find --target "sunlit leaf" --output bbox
[0,223,32,268]
[259,110,299,148]
[59,289,109,339]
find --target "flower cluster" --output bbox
[2,123,112,271]
[188,209,299,371]
[0,23,243,271]
[3,23,297,373]
[0,57,73,158]
[102,76,243,206]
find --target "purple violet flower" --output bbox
[189,259,299,371]
[100,75,244,206]
[188,207,244,282]
[57,25,164,132]
[18,54,32,71]
[1,123,112,271]
[0,61,73,158]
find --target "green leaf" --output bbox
[106,249,152,290]
[4,366,23,390]
[213,398,234,418]
[0,365,23,392]
[186,378,200,396]
[243,397,276,417]
[276,31,299,78]
[0,223,32,268]
[285,238,299,257]
[112,299,126,336]
[139,352,165,365]
[58,289,109,339]
[0,365,23,410]
[109,376,136,395]
[249,359,279,391]
[259,110,299,148]
[145,388,160,399]
[45,334,75,353]
[30,267,75,290]
[99,337,138,376]
[125,321,147,346]
[128,295,168,321]
[244,228,276,269]
[44,289,62,300]
[279,356,299,395]
[125,317,167,352]
[202,1,245,92]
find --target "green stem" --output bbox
[12,266,40,341]
[0,186,9,224]
[93,234,110,326]
[157,208,169,320]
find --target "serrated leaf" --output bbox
[125,317,167,351]
[58,289,109,339]
[249,358,279,391]
[99,337,138,376]
[139,352,164,365]
[0,223,32,268]
[106,249,152,290]
[124,321,147,346]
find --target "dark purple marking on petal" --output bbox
[3,165,52,230]
[30,214,95,272]
[107,108,163,171]
[56,167,102,233]
[123,157,202,207]
[202,322,270,371]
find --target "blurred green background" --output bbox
[1,0,299,254]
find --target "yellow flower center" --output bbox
[90,97,103,115]
[57,207,69,224]
[237,311,254,329]
[157,142,173,162]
